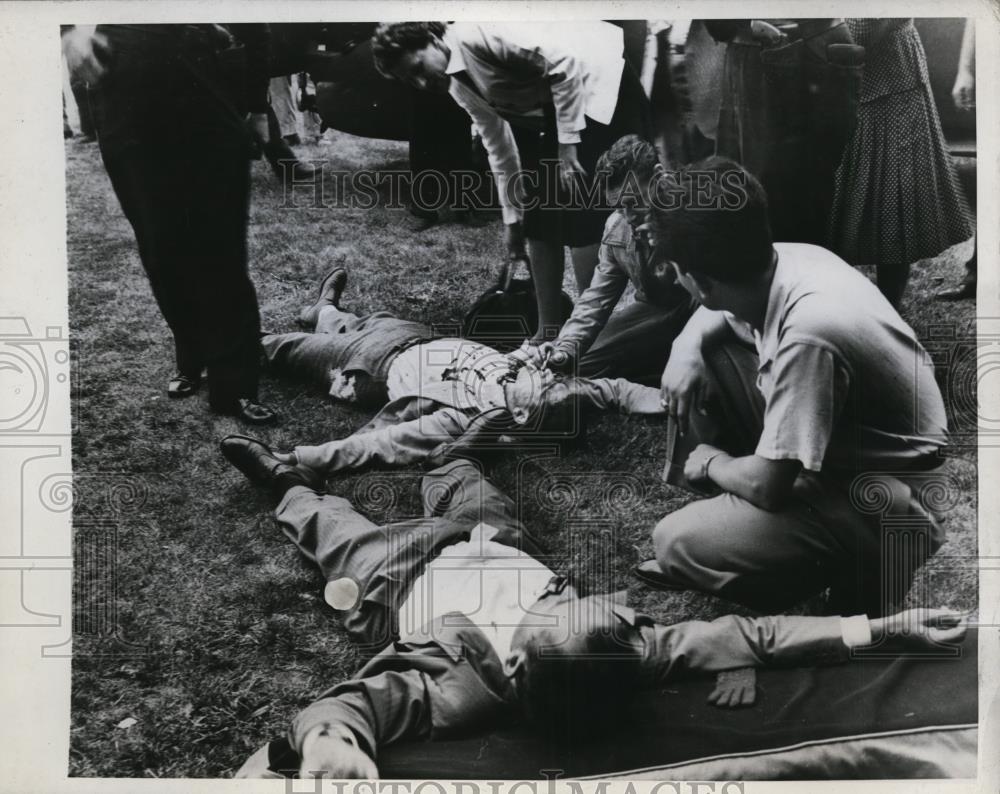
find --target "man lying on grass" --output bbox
[247,268,666,476]
[220,451,968,779]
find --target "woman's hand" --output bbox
[952,68,975,112]
[299,724,378,779]
[557,142,587,192]
[503,221,527,265]
[633,220,656,267]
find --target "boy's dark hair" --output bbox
[517,605,639,742]
[595,134,660,193]
[649,156,773,284]
[372,22,448,77]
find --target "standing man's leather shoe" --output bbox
[220,435,323,497]
[297,267,348,329]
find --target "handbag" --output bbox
[461,258,573,353]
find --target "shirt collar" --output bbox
[443,26,465,74]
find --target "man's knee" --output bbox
[420,459,483,515]
[651,510,703,574]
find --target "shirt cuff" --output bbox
[557,130,582,145]
[840,615,873,648]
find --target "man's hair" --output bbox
[371,22,448,77]
[517,603,639,742]
[649,156,773,283]
[595,134,660,193]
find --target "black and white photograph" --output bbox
[0,2,997,789]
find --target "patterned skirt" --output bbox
[828,82,973,267]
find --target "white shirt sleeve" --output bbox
[840,615,873,648]
[755,342,849,472]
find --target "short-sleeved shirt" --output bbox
[737,244,947,475]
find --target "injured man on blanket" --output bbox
[222,454,971,780]
[245,268,666,477]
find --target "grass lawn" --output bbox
[66,131,978,777]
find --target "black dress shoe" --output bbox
[633,559,691,592]
[220,435,323,497]
[213,398,278,425]
[167,373,202,399]
[935,280,976,301]
[297,267,348,329]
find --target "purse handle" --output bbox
[496,255,532,292]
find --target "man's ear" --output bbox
[504,648,527,679]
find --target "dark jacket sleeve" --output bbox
[290,668,434,761]
[289,622,512,761]
[638,614,852,684]
[566,377,665,415]
[554,239,629,357]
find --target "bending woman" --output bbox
[372,22,652,340]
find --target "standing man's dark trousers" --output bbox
[655,342,945,617]
[69,77,95,138]
[90,25,263,410]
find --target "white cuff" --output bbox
[557,131,582,145]
[840,615,873,648]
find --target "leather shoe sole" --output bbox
[633,559,691,592]
[297,267,348,329]
[220,434,323,492]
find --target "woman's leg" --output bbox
[527,237,566,342]
[569,243,600,293]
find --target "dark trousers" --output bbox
[274,460,544,651]
[715,21,861,246]
[578,297,696,385]
[69,78,94,137]
[409,90,483,215]
[90,25,262,407]
[261,305,431,405]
